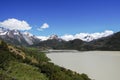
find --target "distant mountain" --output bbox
[36,31,120,51]
[1,27,120,50]
[36,36,85,50]
[37,35,66,49]
[87,32,120,50]
[0,27,40,46]
[69,31,120,51]
[48,34,59,40]
[60,30,114,42]
[82,35,94,42]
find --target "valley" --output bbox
[0,0,120,80]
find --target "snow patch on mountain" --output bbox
[0,27,7,35]
[0,32,7,35]
[22,34,33,45]
[23,32,33,37]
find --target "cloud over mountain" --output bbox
[0,18,31,30]
[61,30,114,41]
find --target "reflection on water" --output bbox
[47,51,120,80]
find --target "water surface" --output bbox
[47,51,120,80]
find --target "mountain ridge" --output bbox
[36,31,120,51]
[0,27,41,46]
[0,27,120,51]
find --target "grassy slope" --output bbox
[0,40,91,80]
[0,41,48,80]
[1,61,48,80]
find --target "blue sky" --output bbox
[0,0,120,36]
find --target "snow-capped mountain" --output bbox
[37,32,113,42]
[82,35,94,42]
[49,34,59,40]
[0,27,40,45]
[22,32,40,45]
[60,30,114,42]
[48,34,63,42]
[0,27,114,46]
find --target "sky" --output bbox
[0,0,120,39]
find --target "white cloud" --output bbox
[61,30,114,41]
[0,18,31,30]
[38,23,49,31]
[37,36,49,41]
[41,23,49,29]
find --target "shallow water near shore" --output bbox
[47,51,120,80]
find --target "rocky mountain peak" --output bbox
[83,35,94,42]
[49,34,59,40]
[0,28,40,46]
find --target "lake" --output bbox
[47,51,120,80]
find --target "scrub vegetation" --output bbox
[0,40,91,80]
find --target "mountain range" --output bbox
[0,27,120,51]
[0,27,40,46]
[36,32,120,51]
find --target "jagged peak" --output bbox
[0,27,40,45]
[49,34,59,40]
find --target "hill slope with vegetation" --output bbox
[0,40,91,80]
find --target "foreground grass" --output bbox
[1,61,48,80]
